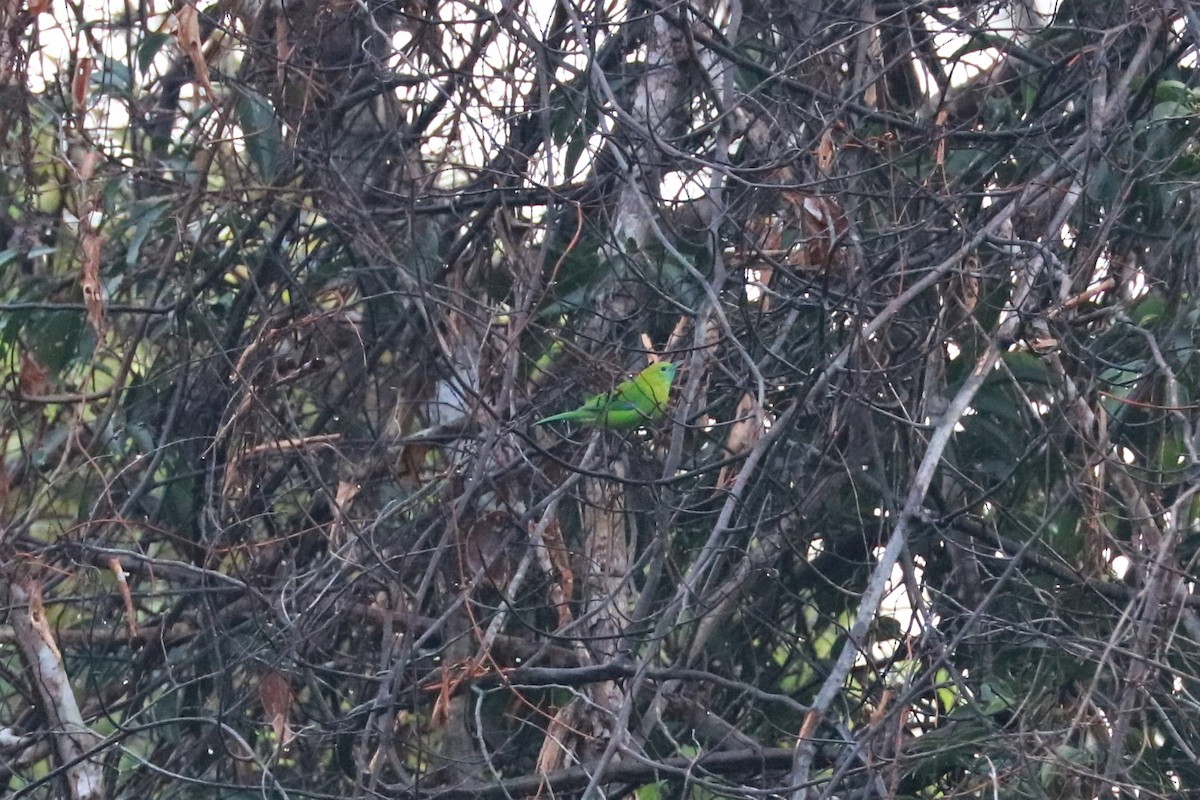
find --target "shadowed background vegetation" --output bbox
[4,0,1200,798]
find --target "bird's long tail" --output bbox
[534,410,586,425]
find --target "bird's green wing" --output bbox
[596,404,648,429]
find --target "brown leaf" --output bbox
[19,352,49,397]
[536,700,584,774]
[80,230,104,336]
[334,478,359,505]
[397,442,428,487]
[957,260,979,316]
[75,148,101,183]
[665,315,690,354]
[796,193,849,268]
[539,516,574,628]
[717,393,765,489]
[1027,335,1059,355]
[327,479,360,546]
[274,12,294,86]
[177,3,215,101]
[71,58,92,118]
[933,109,948,169]
[459,511,519,588]
[0,453,8,515]
[107,557,139,639]
[258,670,296,746]
[816,127,836,175]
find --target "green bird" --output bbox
[535,361,678,429]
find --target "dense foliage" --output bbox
[4,0,1200,798]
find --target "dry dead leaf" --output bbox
[258,670,296,746]
[71,58,92,118]
[0,450,8,514]
[957,257,980,316]
[665,315,690,354]
[81,230,105,336]
[328,479,360,546]
[536,700,584,775]
[274,13,293,86]
[19,352,49,397]
[539,516,574,628]
[75,148,101,183]
[717,393,765,489]
[460,510,519,589]
[397,442,428,488]
[107,557,139,639]
[177,3,215,101]
[933,109,948,170]
[816,127,836,175]
[1027,335,1059,355]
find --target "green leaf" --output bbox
[634,781,663,800]
[126,422,157,456]
[1152,101,1192,121]
[1155,79,1190,104]
[137,32,173,75]
[125,199,170,268]
[32,425,72,468]
[1129,293,1166,326]
[934,668,960,712]
[1001,350,1052,386]
[0,245,55,268]
[1098,360,1149,419]
[873,615,902,641]
[234,88,285,181]
[95,56,133,95]
[1087,162,1122,207]
[30,311,85,372]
